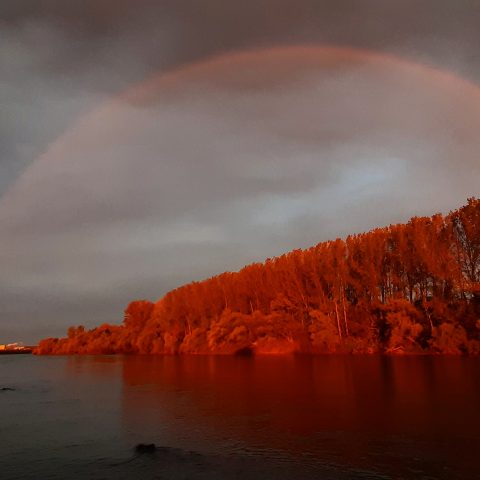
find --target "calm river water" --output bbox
[1,355,479,479]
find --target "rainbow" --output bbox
[2,44,480,206]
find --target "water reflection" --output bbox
[3,355,480,479]
[118,355,480,478]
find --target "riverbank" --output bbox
[0,348,34,355]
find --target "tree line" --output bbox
[36,198,480,355]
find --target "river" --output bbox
[1,354,479,479]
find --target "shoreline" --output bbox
[32,350,477,357]
[0,349,34,355]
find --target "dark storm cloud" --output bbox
[1,1,480,343]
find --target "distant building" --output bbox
[0,342,32,354]
[0,343,25,350]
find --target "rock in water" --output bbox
[135,443,157,454]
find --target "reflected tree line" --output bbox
[36,198,479,355]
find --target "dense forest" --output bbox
[36,198,480,356]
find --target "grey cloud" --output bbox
[1,1,480,343]
[2,49,480,344]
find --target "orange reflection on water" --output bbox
[118,355,480,478]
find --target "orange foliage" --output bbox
[36,199,480,356]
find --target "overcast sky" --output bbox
[1,1,480,343]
